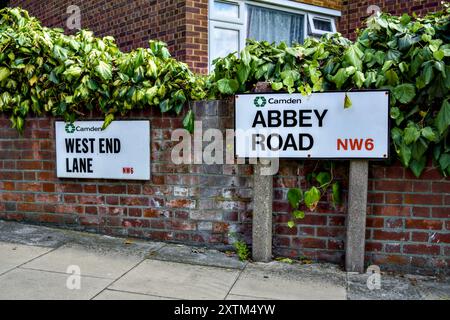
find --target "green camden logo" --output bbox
[65,123,76,134]
[254,96,267,108]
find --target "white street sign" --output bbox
[235,91,389,159]
[55,120,150,180]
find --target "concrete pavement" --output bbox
[0,220,448,300]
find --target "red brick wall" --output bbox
[339,0,443,40]
[1,101,448,275]
[273,159,449,275]
[9,0,208,73]
[0,102,253,247]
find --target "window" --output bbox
[247,5,304,45]
[308,13,337,36]
[208,0,340,70]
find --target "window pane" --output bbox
[247,5,304,45]
[213,1,240,19]
[211,27,240,65]
[313,18,332,31]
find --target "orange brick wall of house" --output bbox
[9,0,209,73]
[294,0,342,10]
[340,0,443,40]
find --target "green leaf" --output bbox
[287,188,303,209]
[330,68,349,89]
[438,153,450,171]
[271,82,283,91]
[304,187,321,211]
[421,127,437,142]
[433,50,445,61]
[344,93,352,109]
[435,100,450,135]
[95,61,112,80]
[398,143,412,167]
[182,110,194,133]
[0,67,11,82]
[159,99,171,112]
[352,71,365,88]
[385,69,399,86]
[344,45,363,70]
[316,172,331,186]
[101,113,114,130]
[404,125,420,145]
[237,63,251,85]
[393,83,415,104]
[63,65,82,78]
[409,156,426,177]
[287,221,295,228]
[331,182,342,207]
[217,78,239,95]
[292,210,305,219]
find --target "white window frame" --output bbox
[308,13,337,36]
[208,0,341,70]
[209,0,245,25]
[208,20,246,70]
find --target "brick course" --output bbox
[1,100,449,275]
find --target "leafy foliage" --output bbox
[210,6,450,178]
[0,7,206,132]
[208,6,450,225]
[286,162,342,227]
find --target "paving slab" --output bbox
[0,221,68,247]
[0,220,165,255]
[226,294,272,300]
[22,243,145,279]
[347,272,450,300]
[230,262,347,300]
[0,242,52,275]
[109,259,240,300]
[93,289,175,300]
[149,243,246,270]
[0,268,111,300]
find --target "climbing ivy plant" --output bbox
[209,5,449,225]
[1,6,449,226]
[0,7,207,133]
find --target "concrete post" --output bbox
[252,82,273,262]
[252,162,273,262]
[345,160,369,273]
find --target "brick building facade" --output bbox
[9,0,444,72]
[1,0,449,275]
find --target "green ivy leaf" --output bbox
[316,172,331,186]
[331,182,342,207]
[101,113,114,130]
[404,125,420,145]
[287,220,295,228]
[409,156,427,177]
[304,187,321,211]
[95,61,112,80]
[0,67,11,82]
[439,153,450,171]
[344,45,363,70]
[182,110,195,134]
[421,127,437,142]
[344,93,352,109]
[398,142,412,167]
[435,99,450,135]
[271,82,283,91]
[393,83,415,104]
[293,210,305,219]
[287,188,303,209]
[217,78,239,95]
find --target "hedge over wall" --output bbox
[0,6,449,178]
